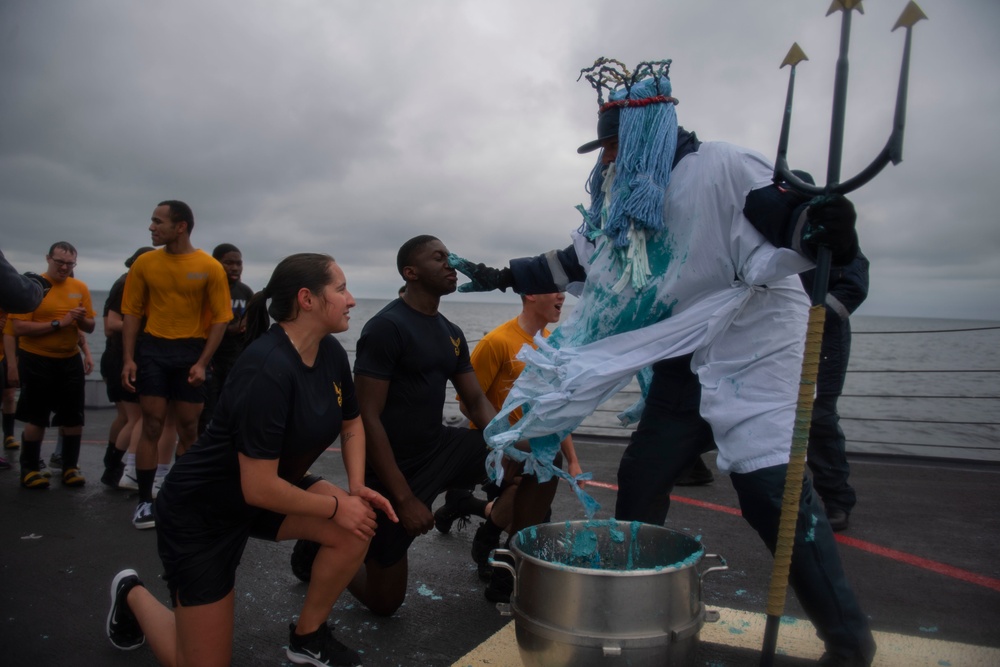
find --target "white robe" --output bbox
[485,142,813,482]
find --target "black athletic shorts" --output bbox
[100,348,138,404]
[155,473,323,607]
[15,351,85,428]
[135,336,208,403]
[365,426,489,568]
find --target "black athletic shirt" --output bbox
[156,323,359,522]
[353,299,472,461]
[213,280,255,366]
[101,273,128,362]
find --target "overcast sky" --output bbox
[2,0,996,321]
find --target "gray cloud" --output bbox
[1,0,996,321]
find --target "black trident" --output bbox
[760,2,927,665]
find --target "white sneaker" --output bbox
[132,501,155,530]
[119,464,138,490]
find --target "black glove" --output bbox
[448,254,514,293]
[23,272,52,297]
[803,194,859,265]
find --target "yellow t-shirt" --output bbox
[466,317,549,428]
[122,248,232,339]
[10,275,95,358]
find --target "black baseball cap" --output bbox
[577,106,620,154]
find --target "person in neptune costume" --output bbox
[450,58,875,667]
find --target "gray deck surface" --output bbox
[2,406,998,665]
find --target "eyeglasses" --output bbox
[50,259,77,268]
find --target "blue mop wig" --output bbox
[579,60,679,252]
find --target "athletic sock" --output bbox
[124,452,136,467]
[156,463,171,477]
[483,515,504,538]
[61,434,82,469]
[20,439,41,471]
[137,468,156,503]
[2,413,14,439]
[105,442,126,468]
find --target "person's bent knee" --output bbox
[364,591,405,617]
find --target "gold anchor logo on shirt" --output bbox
[333,382,342,407]
[450,336,461,357]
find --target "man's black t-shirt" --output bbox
[214,280,255,366]
[101,273,128,363]
[157,323,358,523]
[353,299,472,461]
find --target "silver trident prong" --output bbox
[760,4,927,667]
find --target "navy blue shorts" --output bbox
[365,426,489,568]
[155,474,322,607]
[135,336,208,403]
[15,351,85,428]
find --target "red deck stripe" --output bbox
[833,534,1000,593]
[585,478,1000,593]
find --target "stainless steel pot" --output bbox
[491,519,727,667]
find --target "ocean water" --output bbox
[84,293,1000,462]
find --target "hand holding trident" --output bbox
[761,2,927,666]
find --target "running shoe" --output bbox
[119,464,138,490]
[287,622,361,666]
[21,469,50,489]
[107,569,145,650]
[48,453,63,471]
[61,467,86,487]
[132,501,155,530]
[3,435,18,450]
[817,651,872,667]
[675,456,714,486]
[433,488,473,534]
[37,459,51,478]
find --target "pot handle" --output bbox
[700,553,728,580]
[490,548,517,602]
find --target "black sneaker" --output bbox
[471,521,502,581]
[107,569,145,650]
[826,508,850,532]
[291,539,321,583]
[817,650,872,667]
[675,456,714,486]
[287,622,361,666]
[433,488,473,534]
[132,501,155,530]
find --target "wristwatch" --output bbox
[50,320,60,329]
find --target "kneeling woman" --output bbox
[106,253,396,667]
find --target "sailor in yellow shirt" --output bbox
[120,200,232,530]
[9,242,96,488]
[446,291,583,599]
